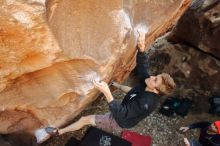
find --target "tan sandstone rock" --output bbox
[0,0,191,134]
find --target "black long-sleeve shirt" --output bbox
[188,121,220,146]
[108,51,159,128]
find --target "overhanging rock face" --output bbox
[0,0,191,134]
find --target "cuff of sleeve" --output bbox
[109,100,120,110]
[108,100,116,106]
[137,51,148,62]
[137,52,146,58]
[188,125,192,129]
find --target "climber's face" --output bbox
[145,75,162,90]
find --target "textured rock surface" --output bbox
[145,38,220,113]
[156,0,220,112]
[168,0,220,59]
[0,0,190,134]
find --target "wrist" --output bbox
[104,92,112,98]
[137,46,141,51]
[107,98,114,103]
[137,49,144,53]
[138,49,144,53]
[104,92,114,102]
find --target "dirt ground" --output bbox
[41,89,219,146]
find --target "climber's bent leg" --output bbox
[58,115,96,135]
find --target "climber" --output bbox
[35,31,176,143]
[180,121,220,146]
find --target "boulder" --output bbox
[168,0,220,59]
[0,0,190,134]
[145,38,220,113]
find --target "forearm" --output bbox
[137,51,148,63]
[104,91,114,103]
[136,51,149,80]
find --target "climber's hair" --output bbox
[156,73,176,96]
